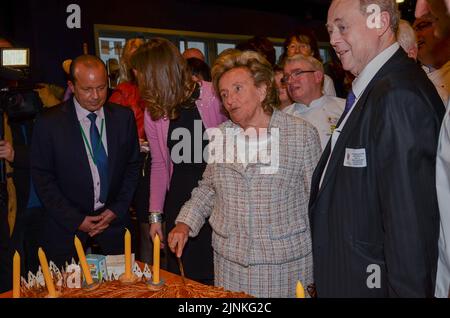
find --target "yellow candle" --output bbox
[13,251,20,298]
[153,234,160,284]
[124,229,131,279]
[296,280,305,298]
[37,248,56,297]
[74,236,93,285]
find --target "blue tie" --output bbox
[343,89,356,117]
[335,89,356,128]
[87,113,108,203]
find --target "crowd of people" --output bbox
[0,0,449,298]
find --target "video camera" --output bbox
[0,47,42,122]
[0,47,42,201]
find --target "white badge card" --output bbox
[343,148,367,168]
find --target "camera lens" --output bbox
[7,93,22,108]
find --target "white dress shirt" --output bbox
[284,95,345,150]
[423,61,450,107]
[74,98,108,211]
[435,98,450,298]
[319,42,400,188]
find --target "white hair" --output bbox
[284,54,324,73]
[397,19,418,59]
[284,54,325,88]
[359,0,400,33]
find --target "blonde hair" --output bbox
[119,38,144,83]
[130,38,195,121]
[211,50,280,115]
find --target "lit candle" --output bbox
[13,251,20,298]
[37,248,56,297]
[124,229,131,279]
[153,234,160,284]
[296,280,305,298]
[74,236,93,285]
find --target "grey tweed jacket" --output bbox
[176,109,321,267]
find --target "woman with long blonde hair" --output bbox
[131,38,227,284]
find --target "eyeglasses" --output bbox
[281,69,316,84]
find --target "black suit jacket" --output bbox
[309,49,445,298]
[30,100,140,247]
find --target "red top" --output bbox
[109,82,146,140]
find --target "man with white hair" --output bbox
[416,0,450,298]
[309,0,444,297]
[283,54,345,150]
[397,19,418,60]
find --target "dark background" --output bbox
[0,0,417,87]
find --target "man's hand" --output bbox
[168,222,190,258]
[88,209,117,237]
[78,215,103,233]
[0,140,15,163]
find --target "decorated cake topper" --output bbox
[142,264,152,280]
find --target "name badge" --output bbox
[344,148,367,168]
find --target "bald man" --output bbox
[416,0,450,298]
[182,48,205,62]
[309,0,443,297]
[31,55,141,267]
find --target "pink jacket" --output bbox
[144,81,227,213]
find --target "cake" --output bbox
[19,270,252,298]
[21,279,251,298]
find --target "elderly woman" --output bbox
[168,51,321,298]
[131,38,227,285]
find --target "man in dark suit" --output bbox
[31,55,141,267]
[309,0,445,297]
